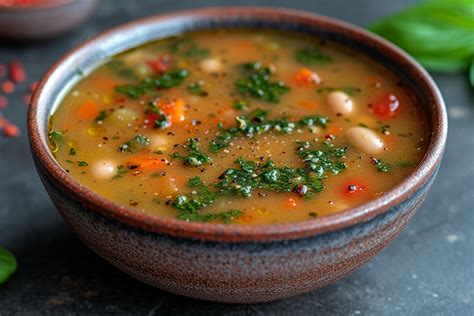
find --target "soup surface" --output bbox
[49,29,428,224]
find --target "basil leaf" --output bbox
[369,0,474,73]
[0,247,17,284]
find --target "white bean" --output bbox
[91,160,116,179]
[200,58,222,73]
[327,91,354,116]
[346,127,384,154]
[149,134,169,150]
[110,108,138,126]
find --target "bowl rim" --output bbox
[28,6,447,243]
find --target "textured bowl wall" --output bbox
[35,158,436,303]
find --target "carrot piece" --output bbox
[327,125,343,135]
[77,100,100,120]
[158,98,185,123]
[294,68,321,86]
[126,155,168,172]
[297,100,319,111]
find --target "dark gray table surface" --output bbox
[0,1,473,315]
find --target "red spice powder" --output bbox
[3,121,20,137]
[2,80,15,94]
[9,61,26,83]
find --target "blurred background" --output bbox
[0,1,472,315]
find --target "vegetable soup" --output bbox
[48,29,428,224]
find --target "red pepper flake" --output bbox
[0,95,7,109]
[147,54,172,74]
[325,133,335,140]
[3,122,20,137]
[0,117,20,138]
[2,80,15,94]
[9,60,26,83]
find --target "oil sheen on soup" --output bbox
[48,29,428,225]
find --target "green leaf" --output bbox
[369,0,474,73]
[0,247,17,284]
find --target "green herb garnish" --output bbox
[210,109,329,152]
[0,247,17,284]
[235,61,290,103]
[371,157,391,173]
[95,110,107,122]
[309,212,318,218]
[233,100,249,110]
[49,130,63,143]
[112,165,128,179]
[187,81,208,96]
[69,148,76,156]
[179,138,212,167]
[118,134,150,153]
[295,47,332,65]
[107,59,135,79]
[77,161,88,167]
[116,69,189,99]
[173,141,347,214]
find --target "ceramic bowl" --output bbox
[0,0,97,40]
[27,7,447,303]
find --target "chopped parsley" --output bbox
[118,134,150,153]
[77,161,88,167]
[111,165,128,179]
[115,69,189,99]
[49,130,63,143]
[68,148,76,156]
[95,110,107,122]
[154,114,171,129]
[173,141,347,215]
[309,212,318,218]
[179,138,212,167]
[233,100,249,110]
[295,47,332,65]
[187,81,208,96]
[107,59,135,79]
[235,61,289,103]
[371,157,391,173]
[210,109,329,152]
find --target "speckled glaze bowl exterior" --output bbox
[28,7,447,303]
[0,0,97,40]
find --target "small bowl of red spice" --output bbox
[0,0,97,40]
